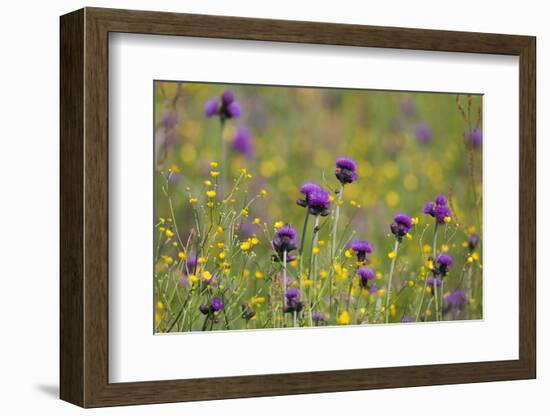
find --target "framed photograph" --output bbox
[60,7,536,408]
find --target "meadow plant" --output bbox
[153,84,483,332]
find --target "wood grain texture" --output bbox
[59,7,537,408]
[59,8,84,407]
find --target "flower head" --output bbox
[349,240,373,262]
[415,123,432,144]
[468,233,480,252]
[357,266,376,288]
[211,296,224,312]
[312,311,326,325]
[423,194,452,224]
[204,98,219,118]
[284,288,304,313]
[232,127,255,157]
[467,128,482,147]
[335,157,358,185]
[272,224,298,256]
[296,182,322,207]
[436,253,454,276]
[402,315,414,323]
[307,188,331,216]
[204,90,241,120]
[445,289,468,310]
[390,213,413,241]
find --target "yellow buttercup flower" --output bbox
[255,271,264,279]
[260,189,268,198]
[388,251,397,259]
[210,171,220,177]
[444,216,452,223]
[210,161,218,168]
[312,247,320,255]
[178,251,187,259]
[240,241,251,251]
[274,221,284,229]
[189,197,198,204]
[206,202,214,208]
[204,180,213,186]
[241,208,249,217]
[218,252,226,260]
[338,311,351,325]
[198,257,206,264]
[161,255,173,265]
[252,217,261,225]
[165,229,174,238]
[344,249,353,258]
[206,190,216,198]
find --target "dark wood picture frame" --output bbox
[60,7,536,408]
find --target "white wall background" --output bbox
[0,0,545,414]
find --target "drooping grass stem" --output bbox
[385,239,400,323]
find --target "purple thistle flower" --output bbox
[468,233,480,252]
[210,297,224,312]
[226,101,241,118]
[349,240,373,262]
[427,275,442,288]
[272,224,298,256]
[312,311,326,325]
[467,128,482,147]
[285,287,300,300]
[415,123,432,144]
[284,288,304,313]
[204,98,219,117]
[402,315,414,323]
[436,253,454,276]
[445,289,468,309]
[335,156,358,185]
[296,182,322,207]
[307,188,331,216]
[205,90,241,121]
[185,255,198,274]
[232,127,255,157]
[424,194,452,224]
[357,266,376,288]
[221,90,235,105]
[435,194,447,206]
[390,213,413,241]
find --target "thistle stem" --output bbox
[219,120,227,197]
[283,250,287,327]
[298,211,310,285]
[385,239,400,323]
[308,215,321,325]
[432,224,440,321]
[331,184,344,259]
